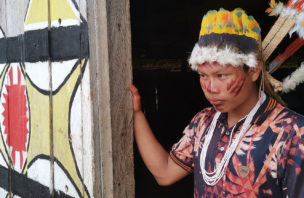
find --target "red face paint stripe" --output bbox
[200,82,207,90]
[227,73,240,91]
[233,77,246,97]
[207,81,212,92]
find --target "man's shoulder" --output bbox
[194,107,215,119]
[271,103,304,127]
[188,107,215,129]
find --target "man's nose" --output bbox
[206,80,220,93]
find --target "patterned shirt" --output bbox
[170,95,304,198]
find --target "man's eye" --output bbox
[200,74,206,78]
[218,74,227,78]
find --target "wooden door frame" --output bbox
[87,0,135,197]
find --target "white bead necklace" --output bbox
[200,92,266,186]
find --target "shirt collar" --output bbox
[217,94,277,126]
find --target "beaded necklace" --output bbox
[200,92,266,186]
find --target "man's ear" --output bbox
[249,60,262,82]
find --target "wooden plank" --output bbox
[22,0,53,197]
[86,0,105,197]
[3,1,28,197]
[1,0,53,197]
[87,0,134,197]
[49,0,94,197]
[78,2,94,197]
[107,1,134,196]
[0,1,9,197]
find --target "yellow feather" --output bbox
[206,10,217,31]
[270,0,277,7]
[199,8,260,41]
[241,11,248,34]
[265,7,272,13]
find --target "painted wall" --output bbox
[0,0,94,197]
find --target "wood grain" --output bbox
[87,0,135,197]
[0,1,9,196]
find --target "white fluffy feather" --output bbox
[281,7,299,18]
[282,62,304,93]
[273,3,284,16]
[188,44,258,71]
[288,12,304,38]
[296,12,304,24]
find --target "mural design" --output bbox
[0,64,30,173]
[0,0,93,197]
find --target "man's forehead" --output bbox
[197,62,241,73]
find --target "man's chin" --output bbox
[213,104,228,112]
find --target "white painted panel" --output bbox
[0,151,8,168]
[27,158,51,189]
[28,158,81,197]
[51,19,80,27]
[79,0,87,20]
[0,0,7,34]
[0,28,4,39]
[0,188,8,198]
[26,59,79,92]
[5,0,27,37]
[0,64,6,76]
[25,62,50,91]
[52,59,78,91]
[81,61,93,197]
[70,81,83,179]
[54,161,81,198]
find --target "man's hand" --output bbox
[129,84,189,186]
[129,84,142,113]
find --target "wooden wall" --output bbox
[87,0,135,197]
[0,0,134,197]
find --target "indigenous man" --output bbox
[130,8,304,198]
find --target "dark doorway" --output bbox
[130,0,304,197]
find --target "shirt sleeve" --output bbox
[279,121,304,198]
[170,124,195,173]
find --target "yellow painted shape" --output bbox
[50,0,78,22]
[0,64,10,165]
[53,59,88,198]
[23,62,50,174]
[25,0,48,25]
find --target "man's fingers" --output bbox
[129,84,139,95]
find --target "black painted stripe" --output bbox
[0,165,73,198]
[0,23,89,64]
[0,38,6,64]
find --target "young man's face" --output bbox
[198,62,256,112]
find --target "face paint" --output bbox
[227,73,246,97]
[200,81,207,91]
[227,73,240,91]
[200,80,212,93]
[207,81,212,92]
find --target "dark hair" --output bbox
[243,65,286,106]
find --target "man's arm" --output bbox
[130,84,189,186]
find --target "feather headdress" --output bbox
[189,8,261,71]
[264,0,304,93]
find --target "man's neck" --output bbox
[227,89,260,128]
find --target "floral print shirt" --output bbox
[170,95,304,198]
